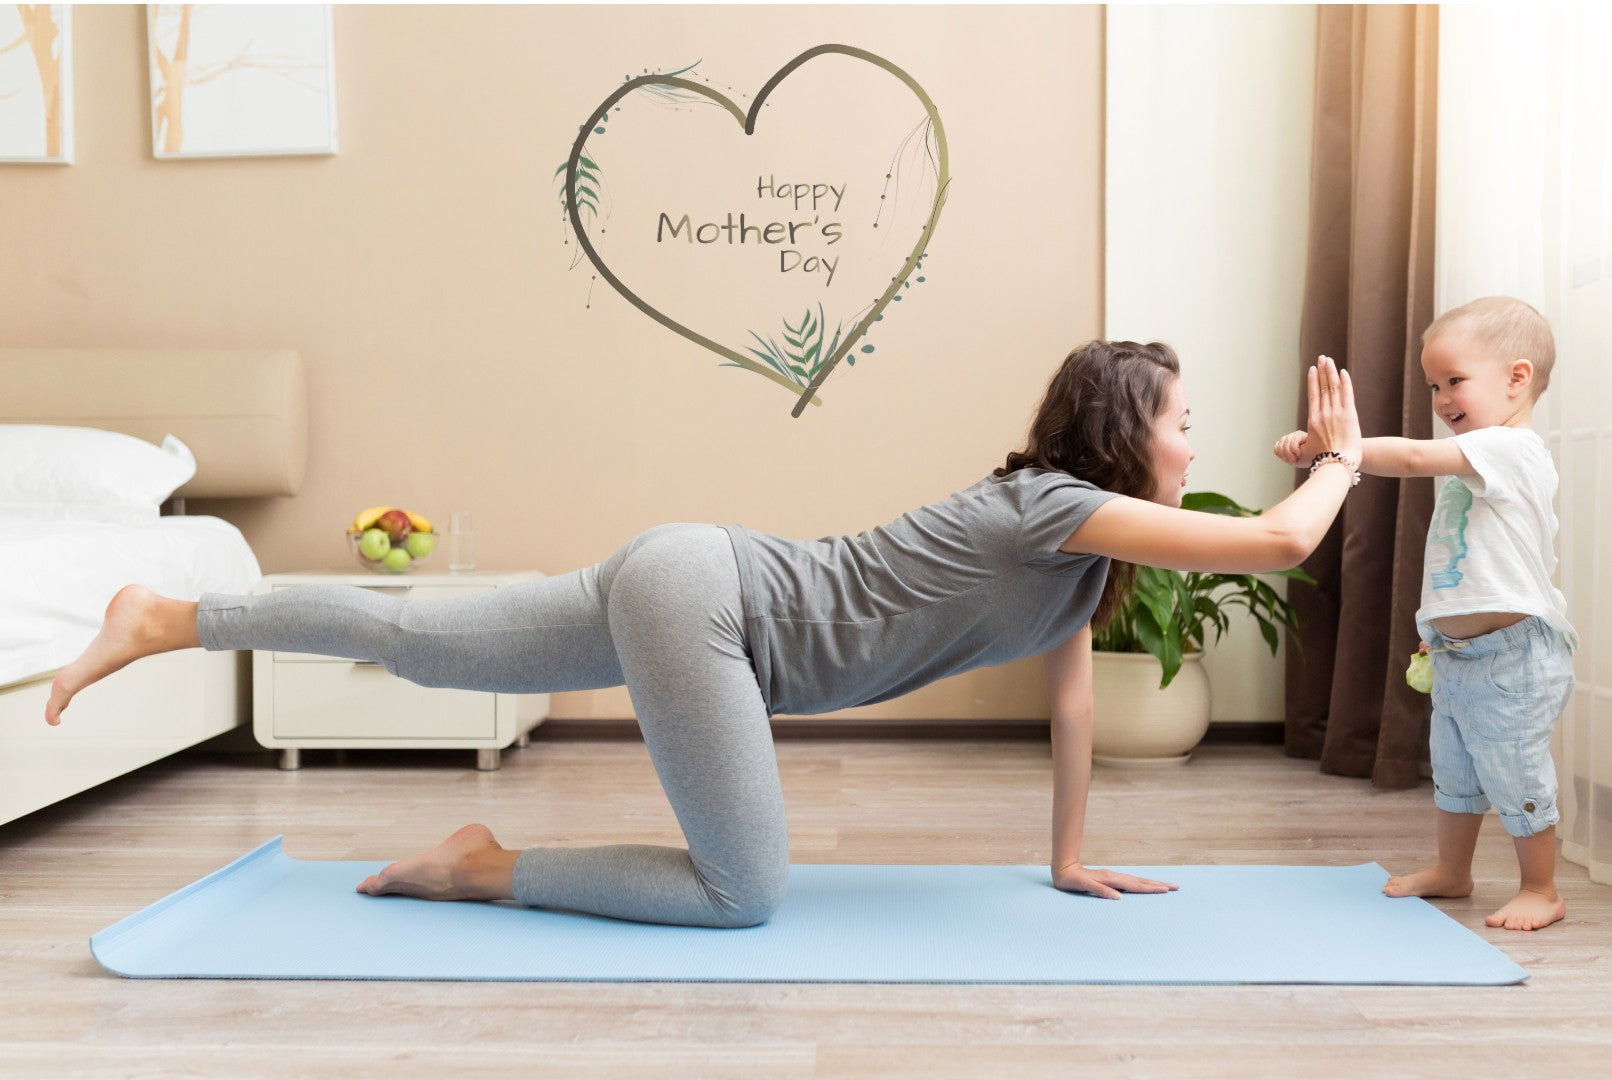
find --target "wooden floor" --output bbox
[3,735,1609,1077]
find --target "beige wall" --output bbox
[1,5,1103,720]
[1105,4,1317,724]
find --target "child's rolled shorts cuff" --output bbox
[1497,796,1560,838]
[1431,787,1559,836]
[1432,784,1491,817]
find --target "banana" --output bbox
[405,511,434,533]
[351,505,395,532]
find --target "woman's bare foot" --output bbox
[1383,865,1474,898]
[1485,887,1566,931]
[46,585,199,726]
[356,824,519,903]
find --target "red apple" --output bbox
[377,509,412,545]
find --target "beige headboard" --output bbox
[0,348,308,498]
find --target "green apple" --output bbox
[404,531,436,559]
[358,528,390,561]
[381,547,412,573]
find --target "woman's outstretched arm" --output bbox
[1063,356,1360,574]
[1065,466,1351,573]
[1044,625,1177,899]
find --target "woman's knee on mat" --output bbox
[695,859,789,928]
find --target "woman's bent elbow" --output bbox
[1249,527,1310,572]
[1275,531,1314,570]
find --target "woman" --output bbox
[47,344,1360,928]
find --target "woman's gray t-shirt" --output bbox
[723,468,1120,716]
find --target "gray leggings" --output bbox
[198,524,788,928]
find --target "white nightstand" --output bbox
[251,570,550,771]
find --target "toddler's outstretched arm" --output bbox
[1273,432,1472,479]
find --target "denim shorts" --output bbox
[1425,615,1574,837]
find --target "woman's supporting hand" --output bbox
[1054,864,1179,900]
[1306,354,1361,463]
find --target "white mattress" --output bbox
[0,516,261,687]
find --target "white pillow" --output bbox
[0,424,198,525]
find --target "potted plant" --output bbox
[1089,492,1312,765]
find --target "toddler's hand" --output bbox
[1406,648,1434,694]
[1274,430,1310,467]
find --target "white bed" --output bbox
[0,348,307,827]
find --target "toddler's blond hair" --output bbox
[1423,296,1556,397]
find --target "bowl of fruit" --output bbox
[347,506,437,574]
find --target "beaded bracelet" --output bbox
[1310,450,1362,487]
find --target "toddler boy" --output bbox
[1275,296,1577,930]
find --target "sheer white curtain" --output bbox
[1437,6,1612,884]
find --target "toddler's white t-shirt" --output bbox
[1416,425,1578,649]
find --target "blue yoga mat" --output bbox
[90,837,1524,984]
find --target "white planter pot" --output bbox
[1090,650,1211,767]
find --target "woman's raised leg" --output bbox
[47,548,634,723]
[197,568,626,694]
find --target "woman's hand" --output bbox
[1273,430,1311,467]
[1306,354,1361,463]
[1054,864,1179,900]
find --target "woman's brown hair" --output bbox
[995,339,1181,625]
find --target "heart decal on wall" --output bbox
[562,45,949,418]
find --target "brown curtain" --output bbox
[1284,5,1438,789]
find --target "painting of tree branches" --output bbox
[147,4,337,158]
[0,5,72,163]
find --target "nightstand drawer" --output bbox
[271,662,495,740]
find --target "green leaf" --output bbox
[744,346,790,379]
[1179,491,1249,516]
[1133,614,1167,671]
[1136,615,1183,688]
[746,332,793,379]
[1135,572,1175,631]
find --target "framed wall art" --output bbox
[148,4,337,159]
[0,5,73,164]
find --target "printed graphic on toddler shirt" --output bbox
[556,45,949,417]
[1429,476,1472,589]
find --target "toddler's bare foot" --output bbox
[1383,866,1474,898]
[356,824,516,902]
[46,585,187,726]
[1484,887,1565,931]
